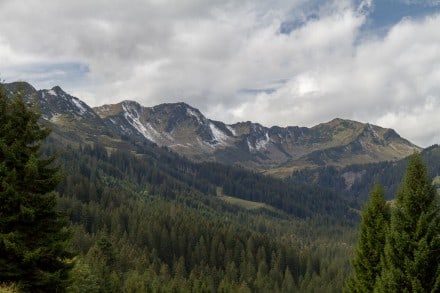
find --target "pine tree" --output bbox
[376,153,440,292]
[345,184,389,292]
[0,85,74,292]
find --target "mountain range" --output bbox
[3,81,419,176]
[4,81,440,292]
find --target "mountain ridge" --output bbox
[3,81,420,175]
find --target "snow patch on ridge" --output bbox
[247,132,271,152]
[256,133,270,150]
[47,89,57,96]
[169,143,191,148]
[122,103,159,143]
[226,125,236,136]
[209,123,228,145]
[367,124,379,139]
[71,98,87,115]
[187,108,203,124]
[247,138,255,152]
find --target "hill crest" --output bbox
[3,81,420,175]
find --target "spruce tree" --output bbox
[346,184,389,292]
[376,153,440,292]
[0,85,73,292]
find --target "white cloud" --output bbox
[0,0,440,146]
[220,11,440,147]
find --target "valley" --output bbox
[3,1,440,290]
[1,82,438,292]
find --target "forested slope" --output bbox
[289,144,440,203]
[47,142,356,292]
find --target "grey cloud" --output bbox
[227,13,440,147]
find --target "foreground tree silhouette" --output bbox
[376,153,440,292]
[0,85,73,292]
[345,184,389,292]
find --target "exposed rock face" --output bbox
[4,82,420,176]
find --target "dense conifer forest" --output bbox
[53,142,356,292]
[289,144,440,203]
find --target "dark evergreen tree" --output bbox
[345,184,388,292]
[0,86,73,292]
[376,153,440,292]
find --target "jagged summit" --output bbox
[48,85,65,95]
[95,100,234,148]
[1,82,94,120]
[38,86,97,120]
[2,81,420,176]
[152,101,195,110]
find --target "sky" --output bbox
[1,0,440,147]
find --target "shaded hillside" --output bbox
[289,144,440,203]
[47,136,355,221]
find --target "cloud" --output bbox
[219,9,440,147]
[0,0,439,146]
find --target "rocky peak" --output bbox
[150,102,209,129]
[2,82,37,98]
[49,86,65,95]
[36,86,98,121]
